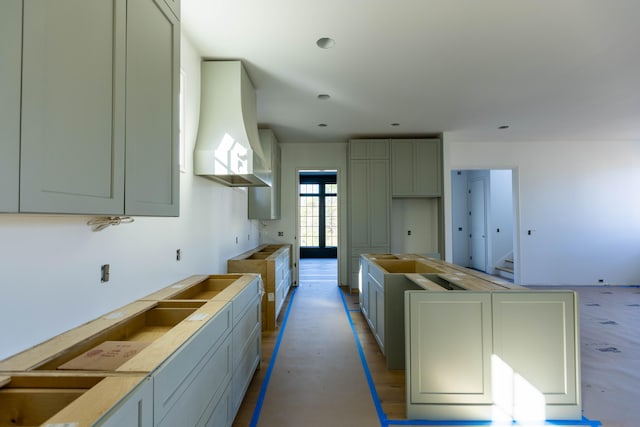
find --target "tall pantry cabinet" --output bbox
[1,0,180,216]
[347,138,444,290]
[348,139,391,288]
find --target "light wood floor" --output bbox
[232,258,405,426]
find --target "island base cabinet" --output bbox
[405,291,581,421]
[406,292,492,415]
[492,292,581,420]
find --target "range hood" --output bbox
[194,61,271,187]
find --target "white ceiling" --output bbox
[181,0,640,143]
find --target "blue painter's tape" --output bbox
[249,287,298,427]
[253,286,601,427]
[338,290,602,427]
[385,417,601,426]
[338,289,388,426]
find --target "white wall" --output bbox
[445,137,640,286]
[259,142,348,287]
[0,34,261,360]
[489,169,514,270]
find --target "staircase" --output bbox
[494,257,514,281]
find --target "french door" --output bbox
[299,171,337,258]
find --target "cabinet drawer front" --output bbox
[97,377,154,427]
[154,303,232,424]
[233,298,261,364]
[232,325,261,415]
[232,277,261,324]
[198,382,232,427]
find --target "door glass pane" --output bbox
[300,188,319,247]
[325,195,337,247]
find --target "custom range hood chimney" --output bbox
[194,61,271,187]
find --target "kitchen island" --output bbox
[359,254,581,422]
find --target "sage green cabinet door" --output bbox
[414,139,441,196]
[348,139,390,289]
[407,291,493,405]
[162,0,180,19]
[391,139,441,197]
[391,140,414,196]
[125,0,180,216]
[349,139,389,159]
[0,0,22,212]
[349,159,370,248]
[492,292,579,409]
[20,0,126,214]
[369,159,390,247]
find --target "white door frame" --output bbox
[295,168,342,286]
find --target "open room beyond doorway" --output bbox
[298,171,338,259]
[451,169,518,282]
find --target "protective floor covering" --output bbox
[252,260,632,427]
[529,286,640,427]
[254,259,380,427]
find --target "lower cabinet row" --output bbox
[34,279,262,427]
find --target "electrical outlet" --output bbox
[176,249,181,261]
[278,231,284,237]
[101,264,110,283]
[235,236,238,244]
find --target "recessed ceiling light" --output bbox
[391,123,400,127]
[316,37,335,49]
[317,94,331,100]
[498,125,510,130]
[318,123,328,127]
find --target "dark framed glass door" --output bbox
[299,171,337,258]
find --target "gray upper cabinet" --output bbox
[391,138,442,197]
[0,0,22,213]
[248,129,281,220]
[350,139,389,160]
[20,0,126,214]
[125,0,180,217]
[16,0,179,216]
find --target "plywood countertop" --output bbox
[0,300,158,372]
[0,274,257,374]
[39,375,148,427]
[363,253,527,291]
[116,299,228,372]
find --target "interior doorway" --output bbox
[298,171,338,259]
[451,169,517,281]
